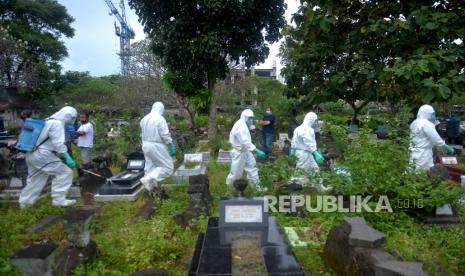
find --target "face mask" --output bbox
[429,112,436,123]
[66,117,76,128]
[246,117,255,130]
[266,110,272,114]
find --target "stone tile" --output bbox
[375,261,428,276]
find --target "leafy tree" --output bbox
[160,71,211,128]
[0,0,74,91]
[129,0,286,137]
[281,0,465,120]
[128,38,164,78]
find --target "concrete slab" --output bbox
[94,185,144,202]
[436,204,454,216]
[184,153,203,163]
[217,149,232,164]
[174,164,207,181]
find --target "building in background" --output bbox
[226,60,277,107]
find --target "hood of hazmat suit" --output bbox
[409,104,445,171]
[291,112,319,172]
[229,109,256,152]
[49,106,78,127]
[35,106,77,153]
[140,102,172,144]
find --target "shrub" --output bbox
[325,128,465,211]
[208,137,232,156]
[194,115,209,128]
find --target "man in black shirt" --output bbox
[258,106,276,154]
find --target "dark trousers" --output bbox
[447,137,460,145]
[262,132,273,154]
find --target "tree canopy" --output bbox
[0,0,74,88]
[129,0,286,136]
[281,0,465,118]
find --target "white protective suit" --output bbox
[19,106,77,208]
[226,109,260,186]
[291,112,319,172]
[140,102,174,191]
[409,105,445,171]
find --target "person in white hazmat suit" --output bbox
[409,104,455,171]
[140,102,176,192]
[291,112,325,172]
[226,109,266,188]
[19,106,78,208]
[290,112,326,188]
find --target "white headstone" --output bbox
[436,204,453,216]
[184,153,203,163]
[225,205,263,223]
[279,133,289,141]
[441,156,458,165]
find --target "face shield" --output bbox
[429,112,436,124]
[66,115,77,128]
[246,117,255,130]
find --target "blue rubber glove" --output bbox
[290,148,296,157]
[63,152,76,168]
[443,144,455,155]
[255,148,266,159]
[312,151,325,164]
[168,142,176,157]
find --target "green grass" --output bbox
[1,161,465,275]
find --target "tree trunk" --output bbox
[349,101,369,123]
[207,67,217,138]
[185,102,196,129]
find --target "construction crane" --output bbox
[104,0,135,76]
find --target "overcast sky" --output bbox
[58,0,299,77]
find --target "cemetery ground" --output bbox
[1,159,465,275]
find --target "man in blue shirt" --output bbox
[446,114,460,145]
[258,106,276,154]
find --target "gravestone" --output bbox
[54,240,98,276]
[54,207,98,275]
[217,149,232,164]
[197,151,210,162]
[375,261,427,276]
[62,208,95,248]
[95,152,145,202]
[188,174,211,210]
[0,154,36,202]
[132,198,156,222]
[189,198,304,275]
[184,153,203,163]
[173,175,211,227]
[233,179,248,197]
[11,240,57,276]
[174,163,207,182]
[324,217,427,276]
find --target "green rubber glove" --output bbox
[255,148,266,159]
[290,148,296,157]
[63,152,76,168]
[168,142,176,157]
[313,151,325,164]
[443,144,455,155]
